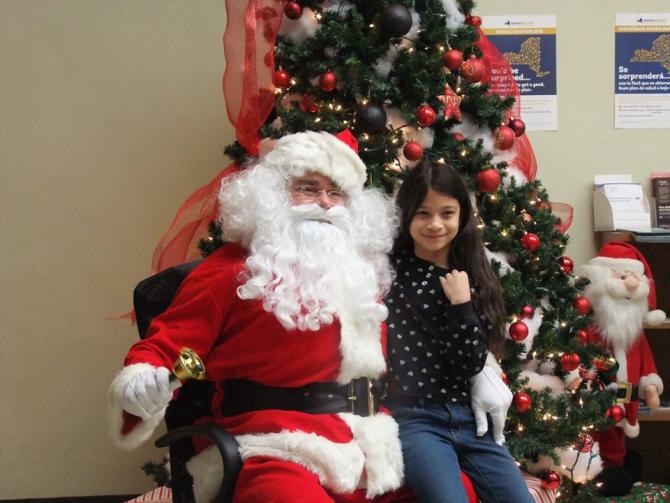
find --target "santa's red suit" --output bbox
[109,243,414,502]
[586,327,663,466]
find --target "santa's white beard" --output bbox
[237,204,388,332]
[590,277,648,350]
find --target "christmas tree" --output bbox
[161,0,621,499]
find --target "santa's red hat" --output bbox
[588,241,666,325]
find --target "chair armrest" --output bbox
[155,424,242,503]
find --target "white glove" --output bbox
[121,367,175,420]
[470,366,512,445]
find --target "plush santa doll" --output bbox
[575,241,665,494]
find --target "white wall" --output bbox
[1,0,667,498]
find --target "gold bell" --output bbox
[172,347,206,382]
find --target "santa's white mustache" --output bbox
[288,203,351,226]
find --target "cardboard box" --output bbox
[652,172,670,229]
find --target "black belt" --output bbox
[220,377,380,417]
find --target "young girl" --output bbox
[384,162,533,502]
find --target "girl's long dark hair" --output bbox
[394,161,506,355]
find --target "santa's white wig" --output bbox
[218,131,397,332]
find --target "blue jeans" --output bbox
[387,401,534,503]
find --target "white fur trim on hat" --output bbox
[587,257,644,275]
[263,131,367,193]
[108,363,166,450]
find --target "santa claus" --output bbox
[108,130,417,503]
[575,241,665,489]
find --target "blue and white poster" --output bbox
[615,13,670,128]
[483,15,557,131]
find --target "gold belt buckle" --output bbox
[365,377,374,416]
[616,382,633,404]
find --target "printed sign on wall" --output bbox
[615,13,670,129]
[483,15,557,131]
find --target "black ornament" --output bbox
[379,5,413,38]
[355,103,387,133]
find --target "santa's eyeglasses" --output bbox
[290,184,346,203]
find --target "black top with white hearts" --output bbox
[384,249,489,405]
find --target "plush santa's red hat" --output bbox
[259,130,366,193]
[588,241,666,325]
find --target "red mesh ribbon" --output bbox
[149,0,284,274]
[223,0,283,156]
[551,202,574,234]
[151,162,241,274]
[476,29,537,182]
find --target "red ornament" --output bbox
[606,405,625,423]
[520,305,534,319]
[300,94,318,113]
[494,125,516,150]
[576,329,588,344]
[319,71,337,92]
[509,321,529,341]
[284,2,303,19]
[465,15,482,28]
[508,117,526,137]
[272,69,291,88]
[476,168,501,193]
[560,256,574,274]
[452,132,465,142]
[437,84,462,121]
[574,433,595,453]
[513,391,532,413]
[560,353,581,372]
[416,105,436,126]
[442,49,464,71]
[521,233,540,252]
[574,297,591,316]
[540,470,561,490]
[403,141,424,161]
[461,57,487,83]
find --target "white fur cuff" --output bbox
[108,363,166,450]
[619,418,640,438]
[639,373,664,399]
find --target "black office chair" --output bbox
[133,258,242,503]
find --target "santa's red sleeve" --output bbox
[108,247,239,450]
[637,333,664,400]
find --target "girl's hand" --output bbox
[439,270,471,305]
